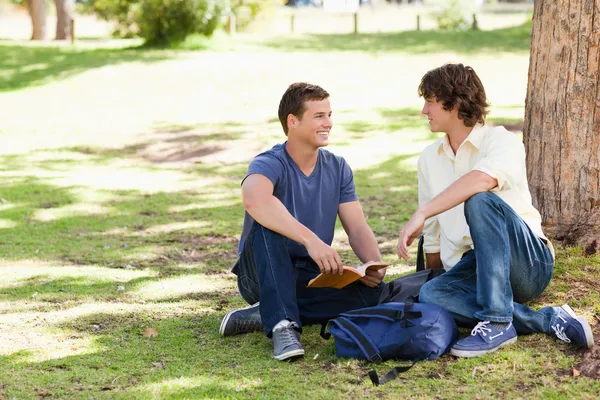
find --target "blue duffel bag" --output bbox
[321,302,459,385]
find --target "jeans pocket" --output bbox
[511,258,554,303]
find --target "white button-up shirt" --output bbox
[418,123,553,269]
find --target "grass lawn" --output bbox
[1,22,600,399]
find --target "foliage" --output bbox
[431,0,472,31]
[228,0,274,31]
[79,0,225,44]
[78,0,140,38]
[137,0,224,45]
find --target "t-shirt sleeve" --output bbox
[242,153,283,187]
[339,158,359,204]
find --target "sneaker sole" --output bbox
[450,336,518,358]
[219,303,259,337]
[561,304,595,348]
[273,348,305,361]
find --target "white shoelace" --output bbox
[471,321,492,337]
[552,324,571,343]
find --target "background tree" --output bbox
[54,0,74,40]
[523,0,600,246]
[27,0,46,40]
[26,0,73,40]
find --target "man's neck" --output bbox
[446,123,474,154]
[285,139,319,174]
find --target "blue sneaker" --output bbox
[551,304,594,348]
[450,321,518,358]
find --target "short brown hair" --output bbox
[418,63,490,127]
[278,83,330,135]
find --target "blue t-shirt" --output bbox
[238,142,358,258]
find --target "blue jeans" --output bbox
[233,222,385,336]
[419,192,560,335]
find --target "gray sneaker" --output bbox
[272,325,304,361]
[219,302,262,337]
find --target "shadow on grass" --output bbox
[0,310,324,398]
[354,152,420,236]
[260,22,532,53]
[65,120,268,165]
[0,43,171,92]
[0,177,241,272]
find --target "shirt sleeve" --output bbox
[472,131,526,193]
[339,158,359,204]
[241,153,284,187]
[418,153,441,253]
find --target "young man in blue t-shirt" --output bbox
[219,83,387,361]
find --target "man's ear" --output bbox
[287,114,297,129]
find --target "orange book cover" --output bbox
[307,261,389,289]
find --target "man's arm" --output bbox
[397,170,497,260]
[242,174,344,274]
[425,252,443,270]
[338,201,385,287]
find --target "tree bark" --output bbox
[523,0,600,246]
[27,0,47,40]
[54,0,74,40]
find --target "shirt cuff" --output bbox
[423,243,441,253]
[473,165,504,192]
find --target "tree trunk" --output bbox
[523,0,600,246]
[28,0,47,40]
[54,0,74,40]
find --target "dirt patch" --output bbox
[151,235,239,270]
[575,323,600,379]
[537,273,599,305]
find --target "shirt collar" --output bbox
[464,123,486,149]
[437,123,486,156]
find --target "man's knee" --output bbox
[464,192,499,220]
[419,278,442,306]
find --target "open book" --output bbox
[307,261,389,289]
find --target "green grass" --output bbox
[0,42,169,92]
[243,22,533,54]
[1,21,599,399]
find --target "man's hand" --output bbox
[397,211,426,260]
[359,267,387,288]
[306,237,344,274]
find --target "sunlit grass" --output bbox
[0,20,599,399]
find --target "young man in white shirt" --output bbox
[397,63,594,357]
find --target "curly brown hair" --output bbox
[278,83,330,135]
[418,63,490,127]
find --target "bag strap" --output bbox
[368,361,417,386]
[416,235,425,271]
[336,318,383,364]
[320,322,331,340]
[369,302,421,385]
[342,308,402,319]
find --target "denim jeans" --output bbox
[419,192,560,335]
[233,222,385,336]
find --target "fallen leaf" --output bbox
[573,368,581,377]
[142,328,159,337]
